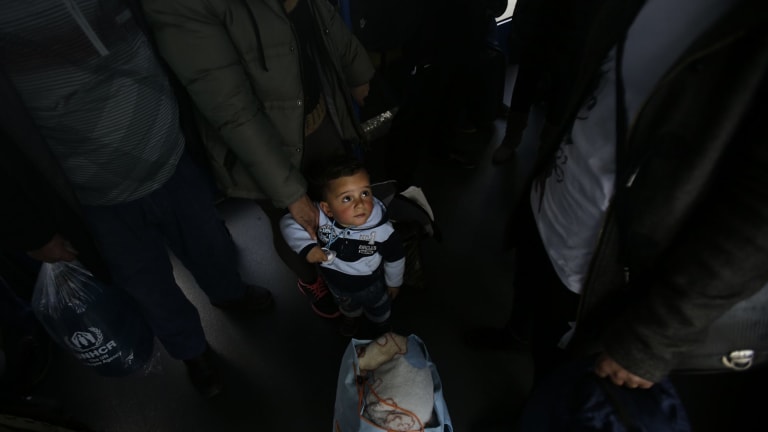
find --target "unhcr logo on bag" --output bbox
[66,327,119,363]
[68,328,104,351]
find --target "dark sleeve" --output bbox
[0,138,57,253]
[605,73,768,382]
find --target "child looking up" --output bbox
[280,158,405,337]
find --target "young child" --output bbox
[280,158,405,337]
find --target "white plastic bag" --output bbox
[32,261,155,377]
[333,333,453,432]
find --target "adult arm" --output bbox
[287,194,319,241]
[0,160,78,263]
[0,134,57,252]
[316,0,375,93]
[603,76,768,384]
[279,210,319,260]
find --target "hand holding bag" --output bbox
[31,261,155,377]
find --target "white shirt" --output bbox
[532,0,737,294]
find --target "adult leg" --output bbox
[82,199,207,361]
[464,199,579,374]
[491,62,537,165]
[155,153,271,309]
[83,190,227,397]
[0,275,49,394]
[512,202,579,382]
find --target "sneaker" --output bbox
[183,346,223,398]
[340,316,359,337]
[212,285,274,313]
[297,276,340,318]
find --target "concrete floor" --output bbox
[9,65,768,432]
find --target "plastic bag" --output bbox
[333,333,453,432]
[519,357,691,432]
[31,261,155,377]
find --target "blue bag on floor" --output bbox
[333,333,452,432]
[519,357,691,432]
[31,261,155,377]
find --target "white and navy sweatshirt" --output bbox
[280,197,405,292]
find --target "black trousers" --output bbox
[507,199,581,381]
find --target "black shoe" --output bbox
[183,347,223,398]
[463,327,529,351]
[212,285,274,313]
[339,316,359,337]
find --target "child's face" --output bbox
[320,171,374,227]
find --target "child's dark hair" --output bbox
[310,156,367,201]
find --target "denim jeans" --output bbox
[327,276,391,323]
[82,153,245,360]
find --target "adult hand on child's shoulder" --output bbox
[288,194,319,240]
[307,246,328,264]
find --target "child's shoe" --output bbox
[297,276,340,318]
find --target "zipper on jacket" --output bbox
[624,266,630,284]
[284,4,310,166]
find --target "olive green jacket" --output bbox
[142,0,375,207]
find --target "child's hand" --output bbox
[306,246,329,264]
[387,286,400,300]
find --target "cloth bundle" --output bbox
[333,333,452,432]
